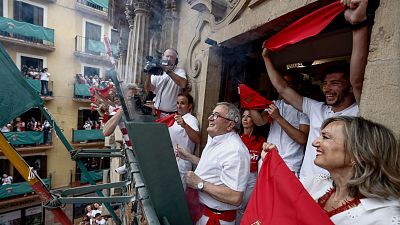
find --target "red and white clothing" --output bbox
[151,68,186,113]
[236,134,265,223]
[168,113,199,187]
[195,132,250,225]
[241,134,266,173]
[302,174,400,225]
[300,98,358,178]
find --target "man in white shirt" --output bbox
[261,0,369,178]
[250,73,310,177]
[144,48,187,118]
[177,102,250,225]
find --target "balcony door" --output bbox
[13,0,44,26]
[85,21,102,55]
[21,56,43,71]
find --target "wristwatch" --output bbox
[197,181,205,191]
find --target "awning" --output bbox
[0,16,55,43]
[4,131,44,145]
[72,129,104,142]
[0,178,50,199]
[87,0,109,9]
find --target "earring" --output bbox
[350,159,356,167]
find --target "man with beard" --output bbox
[261,0,369,178]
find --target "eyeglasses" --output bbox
[208,112,233,121]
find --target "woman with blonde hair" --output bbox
[302,116,400,224]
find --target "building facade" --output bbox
[0,0,116,224]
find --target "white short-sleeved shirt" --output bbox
[300,97,358,178]
[302,174,400,225]
[195,132,250,211]
[151,68,186,112]
[40,72,50,81]
[265,99,309,174]
[168,113,200,183]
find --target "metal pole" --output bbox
[0,132,72,225]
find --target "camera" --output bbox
[143,56,169,75]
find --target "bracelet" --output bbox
[350,17,372,30]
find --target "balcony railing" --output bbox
[4,131,51,146]
[0,16,55,47]
[25,78,54,98]
[74,35,118,57]
[0,178,50,200]
[72,129,104,143]
[74,83,91,100]
[76,0,109,14]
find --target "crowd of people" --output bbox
[99,0,400,224]
[80,203,106,225]
[21,65,51,96]
[0,117,52,145]
[1,174,13,185]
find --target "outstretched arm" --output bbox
[262,48,304,112]
[344,0,370,105]
[102,110,123,136]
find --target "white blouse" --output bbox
[301,174,400,225]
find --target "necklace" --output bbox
[317,188,361,217]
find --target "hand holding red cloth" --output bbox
[238,84,273,110]
[265,1,345,51]
[155,113,176,127]
[240,148,334,225]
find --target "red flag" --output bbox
[265,1,345,51]
[241,148,334,225]
[238,84,273,110]
[155,114,176,127]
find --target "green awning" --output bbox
[0,178,50,199]
[0,16,54,43]
[80,170,103,183]
[72,129,104,142]
[88,0,109,9]
[0,43,43,127]
[4,131,44,145]
[74,84,91,97]
[25,78,41,93]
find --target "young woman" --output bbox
[236,110,266,224]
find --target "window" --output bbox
[85,21,102,55]
[21,56,43,70]
[13,0,44,26]
[83,66,100,77]
[110,29,119,56]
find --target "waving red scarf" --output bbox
[238,84,273,110]
[241,148,333,225]
[155,113,176,127]
[265,1,345,51]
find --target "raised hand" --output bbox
[342,0,368,24]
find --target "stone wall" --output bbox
[360,0,400,137]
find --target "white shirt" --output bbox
[151,68,186,112]
[168,113,199,185]
[195,132,250,210]
[2,176,12,185]
[265,100,309,174]
[302,174,400,225]
[40,72,50,81]
[300,97,358,178]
